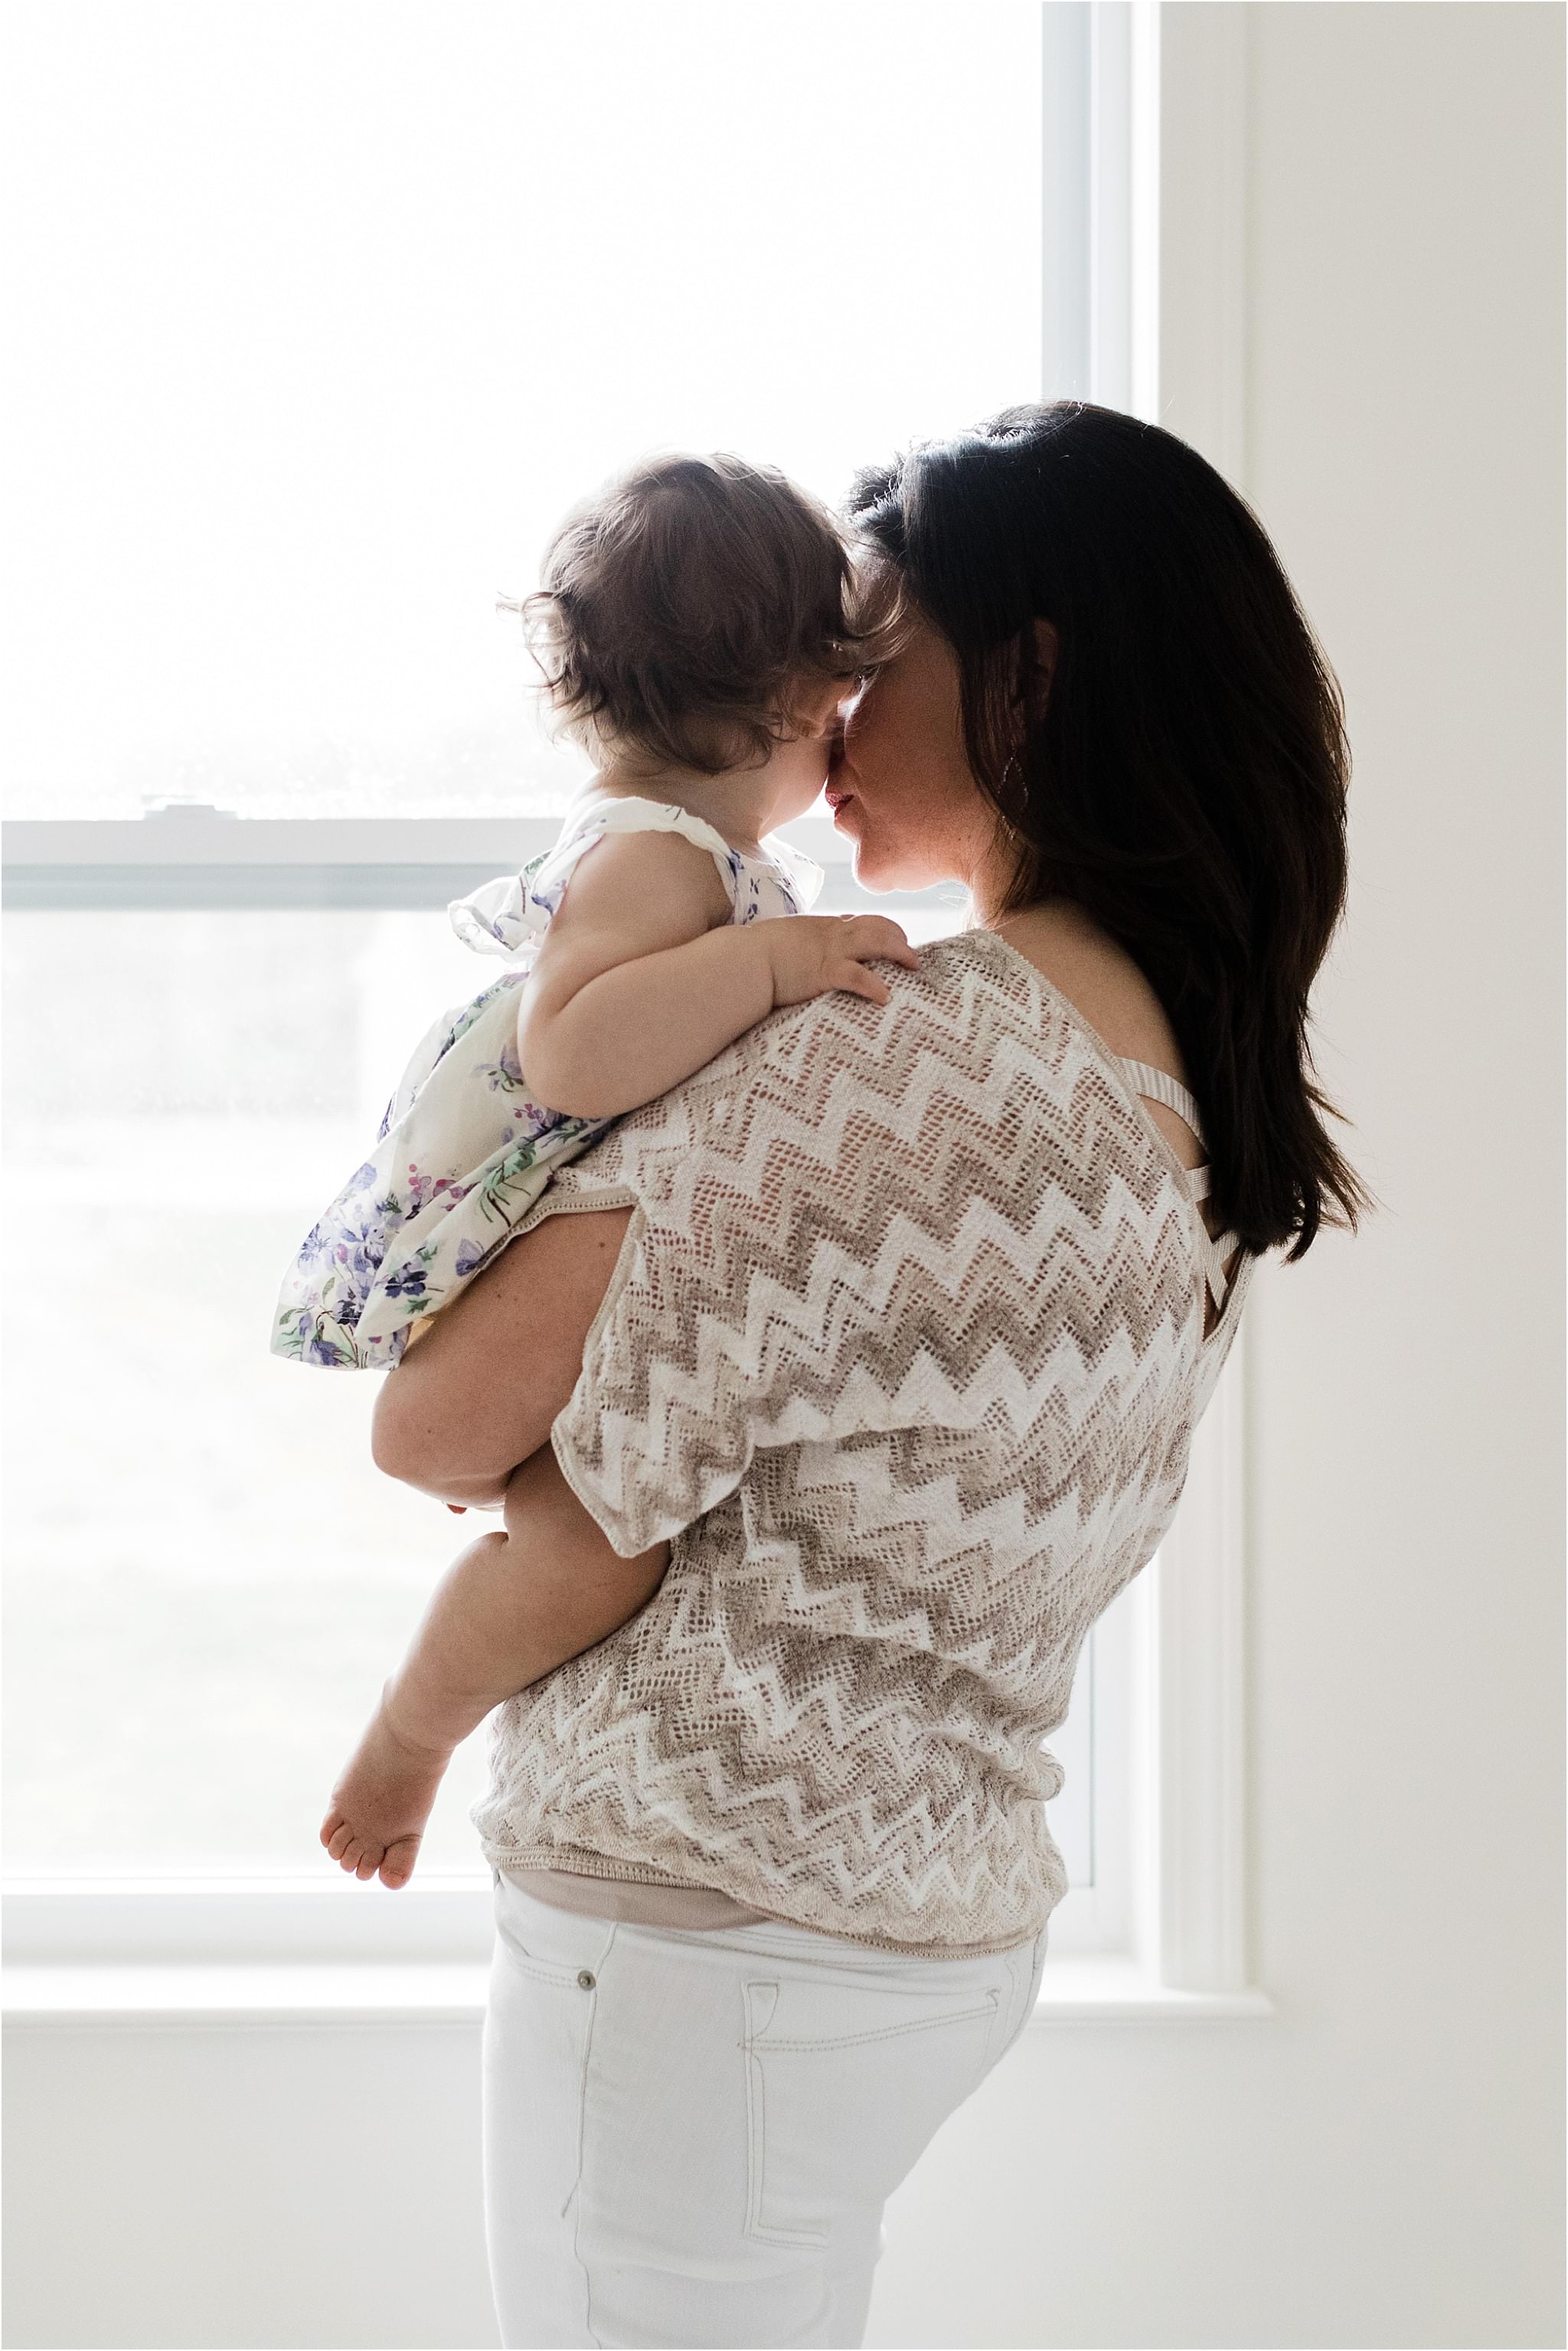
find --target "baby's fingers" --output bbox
[829,960,893,1006]
[842,915,919,970]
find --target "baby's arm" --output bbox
[518,829,915,1117]
[322,1447,668,1888]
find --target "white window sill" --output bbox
[2,1965,491,2026]
[2,1958,1275,2029]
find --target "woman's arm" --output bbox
[371,1205,639,1502]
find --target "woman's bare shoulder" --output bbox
[946,909,1204,1172]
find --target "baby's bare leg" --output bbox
[322,1449,668,1887]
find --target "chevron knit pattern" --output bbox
[472,930,1255,1958]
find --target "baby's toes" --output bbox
[324,1816,355,1862]
[379,1839,420,1891]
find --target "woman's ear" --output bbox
[1011,620,1062,737]
[1027,619,1059,718]
[1033,617,1060,688]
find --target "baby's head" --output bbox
[521,453,884,802]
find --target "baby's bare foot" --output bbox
[320,1686,451,1889]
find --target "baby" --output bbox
[274,452,914,1884]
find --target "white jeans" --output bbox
[482,1872,1048,2349]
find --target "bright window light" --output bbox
[2,0,1044,822]
[3,0,1080,1884]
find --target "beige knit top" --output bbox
[472,930,1254,1958]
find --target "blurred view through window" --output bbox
[2,1,1099,1882]
[4,1,1045,823]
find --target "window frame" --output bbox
[0,1363,1250,1998]
[3,0,1269,2018]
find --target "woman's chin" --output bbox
[832,811,884,889]
[847,842,892,892]
[848,839,923,894]
[831,799,925,893]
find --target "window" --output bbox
[4,1,1044,827]
[5,2,1256,2008]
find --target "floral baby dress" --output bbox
[272,796,822,1368]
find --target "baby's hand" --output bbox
[763,914,919,1010]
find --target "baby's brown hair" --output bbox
[516,453,887,776]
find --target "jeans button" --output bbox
[577,1969,596,1990]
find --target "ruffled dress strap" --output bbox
[276,799,819,1370]
[448,796,758,956]
[759,828,825,912]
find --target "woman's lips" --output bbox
[824,785,855,818]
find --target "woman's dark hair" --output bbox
[845,400,1370,1262]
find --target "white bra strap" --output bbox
[1202,1230,1242,1311]
[1114,1056,1236,1309]
[1116,1057,1207,1150]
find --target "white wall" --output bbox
[871,8,1565,2346]
[2,2020,496,2350]
[5,8,1562,2347]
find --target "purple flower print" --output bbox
[476,1035,529,1094]
[278,809,822,1373]
[518,1099,564,1132]
[332,1217,387,1284]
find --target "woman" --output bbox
[374,401,1367,2349]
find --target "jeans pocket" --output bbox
[994,1929,1048,2068]
[492,1873,613,1991]
[740,1973,1001,2248]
